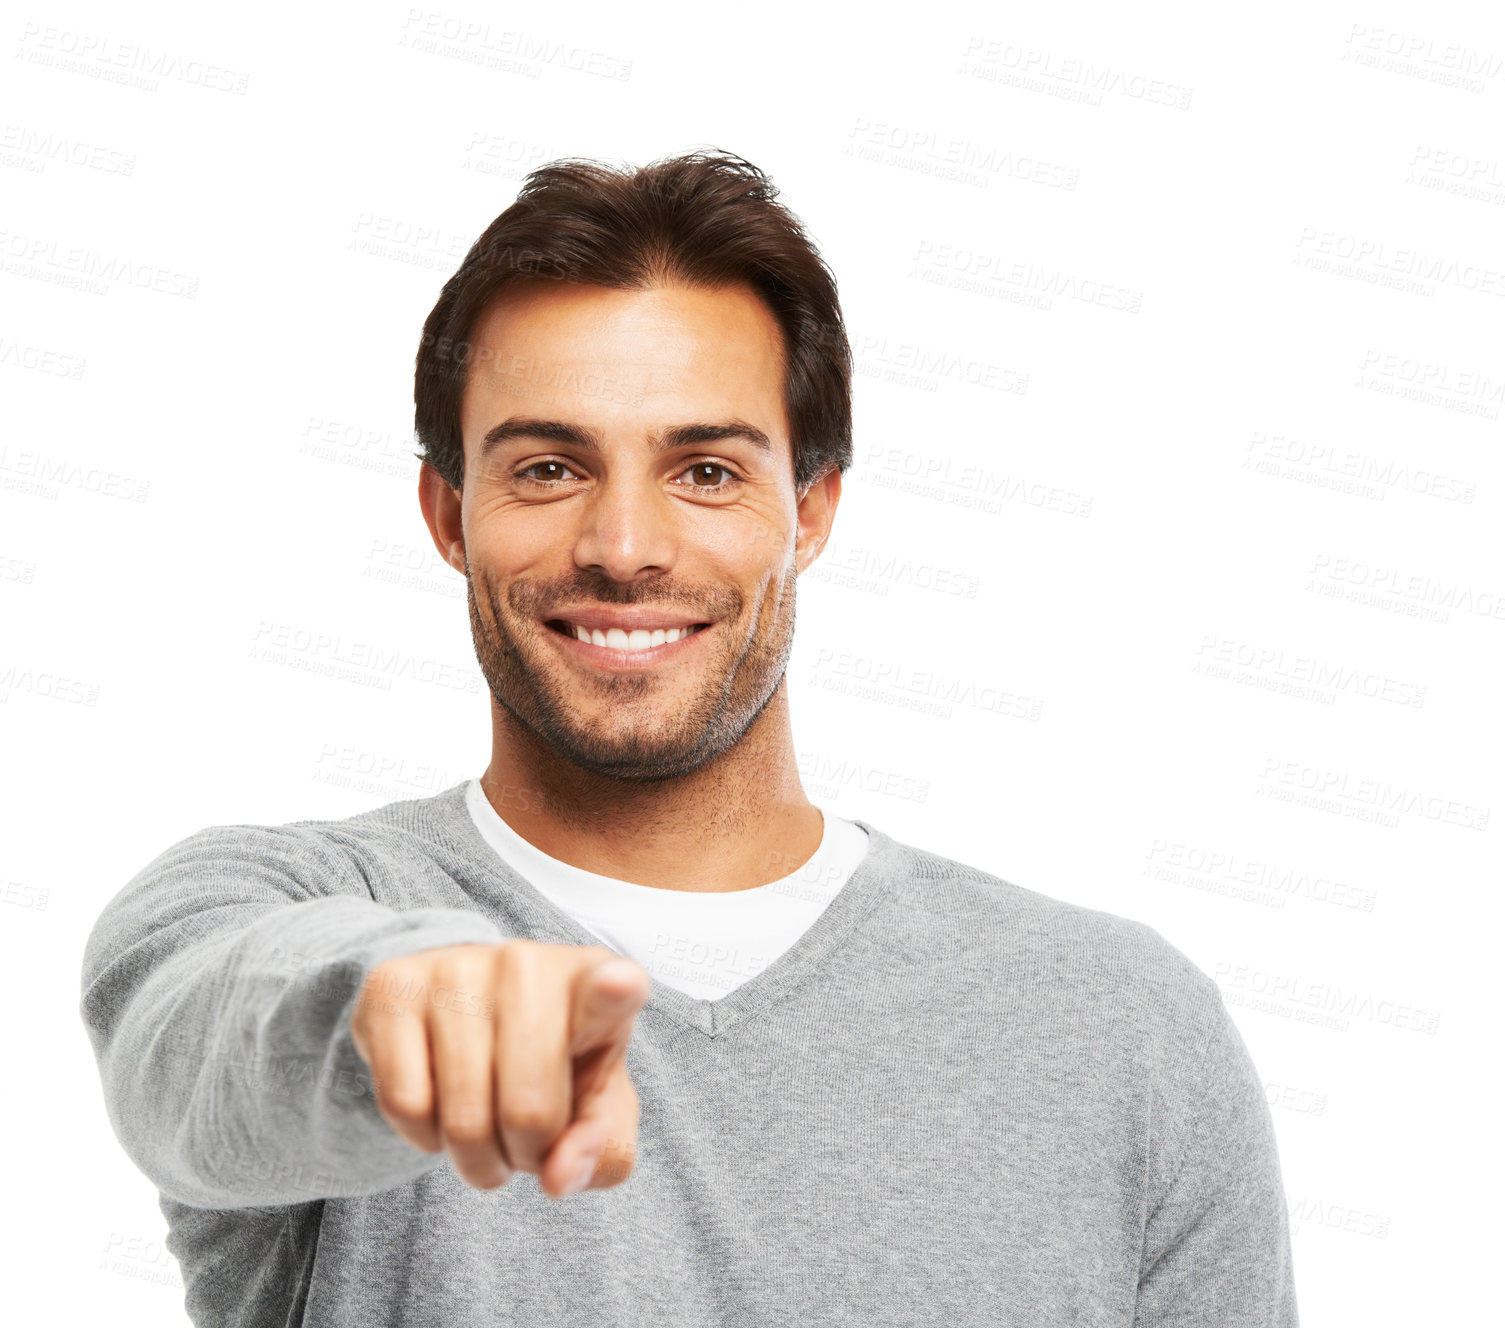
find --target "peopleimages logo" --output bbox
[958,36,1194,109]
[1193,633,1427,709]
[1257,758,1489,831]
[1144,839,1377,912]
[845,119,1080,191]
[398,10,632,81]
[1215,961,1441,1035]
[1306,554,1505,622]
[1246,431,1478,504]
[1292,227,1505,296]
[859,444,1092,519]
[16,23,251,93]
[249,621,483,695]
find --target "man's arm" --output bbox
[79,823,506,1210]
[1134,997,1300,1326]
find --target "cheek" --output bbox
[699,500,790,555]
[467,508,553,567]
[747,565,795,623]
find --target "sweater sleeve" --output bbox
[79,822,507,1211]
[1134,994,1300,1326]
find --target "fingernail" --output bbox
[560,1153,598,1197]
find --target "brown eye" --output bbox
[680,462,739,489]
[516,461,579,485]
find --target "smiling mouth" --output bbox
[545,620,711,650]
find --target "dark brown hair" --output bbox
[413,149,852,494]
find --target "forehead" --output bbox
[459,280,789,443]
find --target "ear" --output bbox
[793,466,842,575]
[418,462,466,573]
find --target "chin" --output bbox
[557,736,719,784]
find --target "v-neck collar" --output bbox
[412,780,912,1038]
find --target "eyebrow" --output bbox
[479,417,775,459]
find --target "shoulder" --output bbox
[118,781,473,901]
[871,827,1229,1067]
[872,830,1249,1175]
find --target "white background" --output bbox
[4,0,1502,1322]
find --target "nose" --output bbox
[571,469,680,582]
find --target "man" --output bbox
[80,151,1299,1326]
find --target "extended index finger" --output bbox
[569,955,650,1061]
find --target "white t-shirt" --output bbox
[464,778,871,1001]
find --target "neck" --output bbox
[479,683,822,893]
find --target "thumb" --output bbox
[543,1057,639,1197]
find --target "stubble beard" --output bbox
[465,561,797,784]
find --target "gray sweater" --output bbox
[79,780,1298,1326]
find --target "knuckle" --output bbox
[495,937,541,972]
[438,1104,492,1143]
[454,1158,506,1190]
[493,942,548,994]
[358,967,419,1020]
[391,1122,442,1153]
[497,1089,566,1136]
[379,1087,431,1121]
[431,947,493,989]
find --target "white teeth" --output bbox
[567,623,701,650]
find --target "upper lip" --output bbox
[545,607,712,632]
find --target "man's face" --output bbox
[446,279,834,783]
